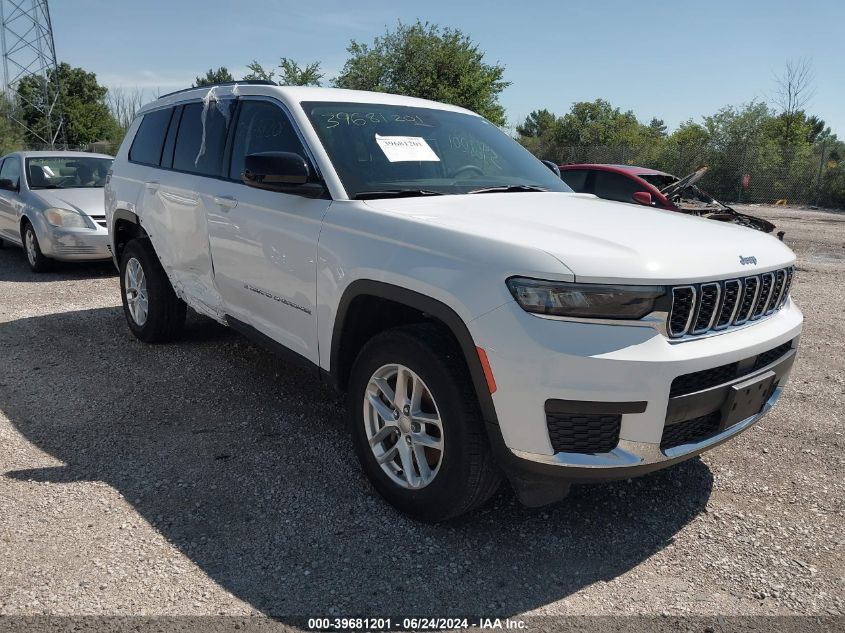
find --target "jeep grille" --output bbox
[667,267,793,338]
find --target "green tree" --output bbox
[244,58,324,86]
[700,102,773,200]
[243,60,275,82]
[0,94,25,153]
[804,114,826,144]
[652,120,710,176]
[515,99,654,163]
[333,21,510,125]
[278,58,323,86]
[554,99,650,146]
[193,67,234,87]
[646,117,667,138]
[17,62,120,146]
[667,120,709,146]
[771,59,814,152]
[516,109,558,138]
[703,102,770,153]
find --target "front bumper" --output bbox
[38,224,111,261]
[487,386,784,507]
[470,297,803,504]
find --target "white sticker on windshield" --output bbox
[375,134,440,162]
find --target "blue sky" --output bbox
[52,0,844,134]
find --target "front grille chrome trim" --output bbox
[778,267,794,309]
[691,282,721,334]
[666,267,793,340]
[767,269,786,315]
[713,279,741,330]
[751,272,775,320]
[668,286,696,337]
[733,275,760,326]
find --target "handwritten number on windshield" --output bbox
[322,112,426,129]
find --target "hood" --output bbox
[31,188,105,217]
[364,192,795,284]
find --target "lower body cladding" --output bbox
[470,298,803,506]
[38,225,111,261]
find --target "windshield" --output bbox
[302,101,572,199]
[26,156,113,190]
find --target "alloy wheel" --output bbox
[363,364,444,489]
[124,257,149,326]
[25,228,37,267]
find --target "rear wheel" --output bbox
[119,239,186,342]
[23,221,50,273]
[348,323,501,522]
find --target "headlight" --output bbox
[506,277,665,319]
[43,207,90,228]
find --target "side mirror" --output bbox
[541,160,561,178]
[632,191,653,206]
[242,152,324,196]
[0,178,17,191]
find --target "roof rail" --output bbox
[158,79,276,100]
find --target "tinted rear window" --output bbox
[173,101,235,177]
[129,108,173,165]
[560,169,589,192]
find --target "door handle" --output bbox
[145,180,159,192]
[213,195,238,210]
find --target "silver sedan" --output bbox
[0,150,113,272]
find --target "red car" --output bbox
[559,163,777,234]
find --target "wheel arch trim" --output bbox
[329,279,499,425]
[111,209,147,266]
[112,208,140,226]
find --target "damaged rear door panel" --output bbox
[140,99,237,320]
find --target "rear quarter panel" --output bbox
[105,118,143,251]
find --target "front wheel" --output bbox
[119,239,186,342]
[348,324,501,522]
[23,222,50,272]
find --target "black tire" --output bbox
[22,221,51,273]
[119,238,186,343]
[348,323,502,522]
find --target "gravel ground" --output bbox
[0,205,842,625]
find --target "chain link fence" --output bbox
[534,141,843,209]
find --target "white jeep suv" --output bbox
[106,82,802,522]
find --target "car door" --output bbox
[206,97,330,364]
[136,101,235,320]
[0,156,24,242]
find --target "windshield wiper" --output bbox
[467,185,549,194]
[353,189,446,200]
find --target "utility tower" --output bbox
[0,0,64,147]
